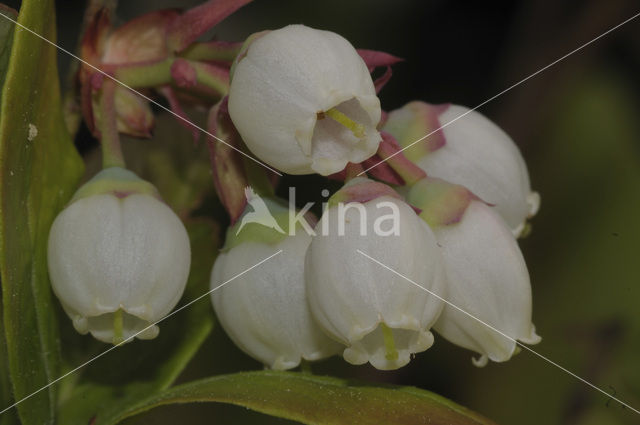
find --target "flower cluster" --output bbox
[48,4,540,373]
[209,25,541,370]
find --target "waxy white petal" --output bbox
[433,201,540,365]
[306,196,446,370]
[211,231,342,370]
[419,105,539,235]
[48,193,191,343]
[229,25,382,175]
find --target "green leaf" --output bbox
[0,6,19,425]
[0,313,17,425]
[0,302,17,425]
[460,70,640,425]
[0,4,17,101]
[119,111,214,218]
[0,0,85,424]
[100,371,497,425]
[57,218,219,425]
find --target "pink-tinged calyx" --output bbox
[207,98,249,224]
[357,49,403,94]
[405,177,476,227]
[382,101,449,162]
[71,167,162,204]
[375,131,427,186]
[329,177,403,208]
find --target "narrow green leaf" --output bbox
[0,1,85,425]
[101,371,498,425]
[0,4,17,102]
[0,306,18,425]
[0,6,19,425]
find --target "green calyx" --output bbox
[327,177,370,208]
[381,101,447,162]
[70,167,160,203]
[222,197,294,251]
[405,177,473,228]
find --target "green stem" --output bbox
[115,58,230,97]
[190,61,230,97]
[114,58,174,88]
[113,309,124,345]
[99,79,125,169]
[380,323,399,361]
[323,108,365,139]
[179,41,243,63]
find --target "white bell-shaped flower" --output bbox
[47,167,191,344]
[228,24,382,175]
[211,198,342,370]
[428,200,540,366]
[306,183,445,370]
[383,102,539,236]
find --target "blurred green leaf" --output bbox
[0,6,18,425]
[0,0,85,424]
[463,69,640,425]
[0,4,16,100]
[58,218,219,425]
[0,312,17,425]
[120,111,214,218]
[102,371,498,425]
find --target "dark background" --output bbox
[8,1,640,424]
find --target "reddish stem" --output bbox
[167,0,254,52]
[376,132,426,185]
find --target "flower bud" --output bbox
[100,10,176,65]
[406,179,540,366]
[47,167,191,344]
[228,25,382,175]
[306,181,445,370]
[81,9,167,138]
[383,102,539,235]
[211,196,341,369]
